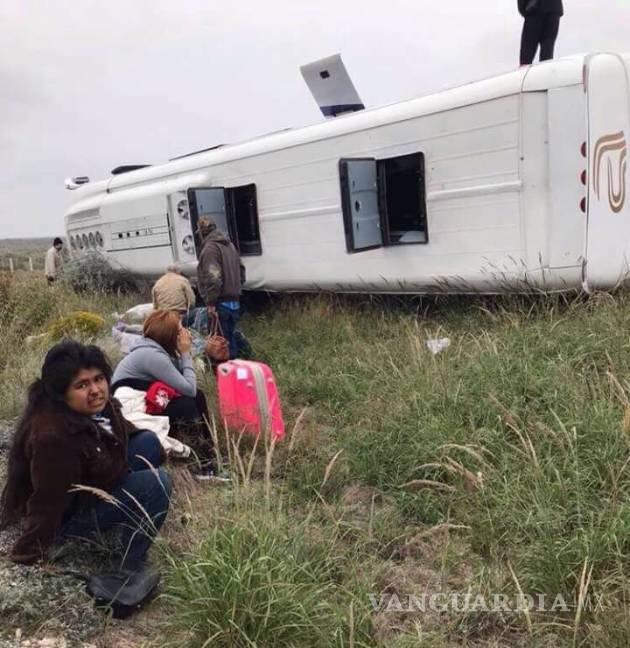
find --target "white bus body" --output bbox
[65,53,630,294]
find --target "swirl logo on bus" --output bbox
[592,131,627,213]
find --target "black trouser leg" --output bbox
[163,394,201,424]
[164,390,214,468]
[195,389,210,423]
[520,15,543,65]
[539,15,560,61]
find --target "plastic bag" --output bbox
[425,337,451,355]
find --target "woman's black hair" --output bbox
[37,339,112,403]
[0,340,112,527]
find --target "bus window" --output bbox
[228,184,262,256]
[339,152,428,252]
[378,152,428,246]
[187,187,232,255]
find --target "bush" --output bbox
[48,310,105,340]
[62,252,138,293]
[0,273,58,334]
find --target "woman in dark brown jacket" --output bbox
[0,340,171,568]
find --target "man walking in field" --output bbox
[152,264,196,316]
[44,237,64,284]
[196,217,245,360]
[518,0,563,66]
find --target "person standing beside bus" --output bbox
[518,0,563,66]
[196,217,245,360]
[44,237,64,284]
[152,264,196,317]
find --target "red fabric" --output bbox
[145,381,179,414]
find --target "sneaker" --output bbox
[169,442,192,460]
[192,464,231,484]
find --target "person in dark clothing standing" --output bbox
[519,0,564,66]
[196,217,245,360]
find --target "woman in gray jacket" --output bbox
[112,310,198,398]
[111,310,215,476]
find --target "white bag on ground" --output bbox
[425,337,451,355]
[122,303,154,324]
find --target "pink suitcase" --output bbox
[216,360,285,441]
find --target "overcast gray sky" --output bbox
[1,0,628,239]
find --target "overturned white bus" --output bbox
[65,52,630,293]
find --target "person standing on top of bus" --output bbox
[196,217,245,360]
[44,237,64,285]
[518,0,563,66]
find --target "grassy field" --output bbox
[1,271,630,647]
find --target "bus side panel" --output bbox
[585,54,630,289]
[100,192,174,275]
[520,91,550,277]
[255,95,523,291]
[547,85,587,270]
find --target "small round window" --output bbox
[176,199,189,220]
[95,231,103,247]
[182,235,195,256]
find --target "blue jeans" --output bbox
[217,304,240,360]
[62,430,172,569]
[181,308,202,329]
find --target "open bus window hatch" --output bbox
[339,152,428,253]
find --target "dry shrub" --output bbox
[48,311,105,341]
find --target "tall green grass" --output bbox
[230,293,630,645]
[162,503,374,648]
[3,274,630,645]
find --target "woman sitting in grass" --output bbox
[111,310,216,479]
[0,340,171,568]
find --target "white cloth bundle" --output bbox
[114,386,191,459]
